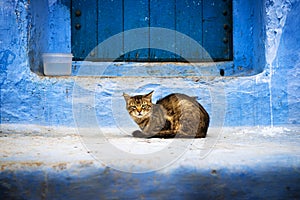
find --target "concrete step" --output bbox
[1,124,300,199]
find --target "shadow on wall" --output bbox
[0,166,299,199]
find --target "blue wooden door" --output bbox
[71,0,232,61]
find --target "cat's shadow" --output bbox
[132,130,149,138]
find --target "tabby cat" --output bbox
[123,91,209,138]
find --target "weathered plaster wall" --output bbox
[269,0,300,125]
[0,0,299,128]
[0,0,299,125]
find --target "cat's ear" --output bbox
[123,93,131,101]
[144,90,154,100]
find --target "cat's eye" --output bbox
[130,106,136,110]
[142,104,148,109]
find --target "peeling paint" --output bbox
[265,0,294,65]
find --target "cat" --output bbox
[123,91,209,138]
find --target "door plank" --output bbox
[71,0,97,60]
[176,0,203,61]
[97,0,123,61]
[203,0,232,60]
[149,0,176,61]
[124,0,149,61]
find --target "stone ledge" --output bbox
[0,124,300,199]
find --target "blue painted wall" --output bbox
[272,0,300,125]
[0,1,300,199]
[0,0,299,127]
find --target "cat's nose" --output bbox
[137,110,142,116]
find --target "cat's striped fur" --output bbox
[123,91,209,138]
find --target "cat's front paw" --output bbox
[132,130,148,138]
